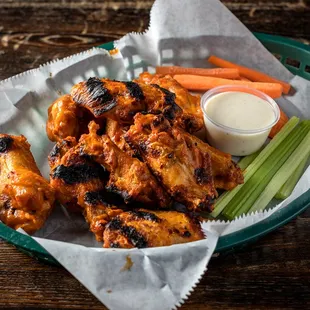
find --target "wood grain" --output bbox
[0,1,310,309]
[0,0,309,80]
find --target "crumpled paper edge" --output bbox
[0,1,309,308]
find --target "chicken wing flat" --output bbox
[103,209,204,248]
[125,113,217,212]
[136,72,204,133]
[0,134,55,234]
[181,130,244,190]
[105,118,137,157]
[78,121,171,208]
[70,77,181,124]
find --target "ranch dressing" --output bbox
[201,88,279,156]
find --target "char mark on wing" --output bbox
[0,136,13,153]
[93,99,117,116]
[124,81,145,100]
[150,84,181,120]
[86,77,113,104]
[194,168,210,185]
[84,191,110,206]
[107,218,148,248]
[182,230,191,238]
[129,210,161,222]
[74,77,116,116]
[106,183,133,204]
[52,163,107,185]
[49,144,60,159]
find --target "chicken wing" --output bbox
[49,141,109,208]
[70,77,181,124]
[0,134,55,234]
[105,118,137,157]
[78,121,171,208]
[125,113,217,212]
[49,139,123,238]
[103,209,204,248]
[46,94,105,142]
[136,72,204,133]
[181,130,244,190]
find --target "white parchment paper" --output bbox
[1,0,310,309]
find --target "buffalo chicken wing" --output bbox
[181,130,244,190]
[0,134,55,234]
[125,113,217,211]
[103,209,204,248]
[70,77,181,124]
[78,122,171,208]
[136,72,204,133]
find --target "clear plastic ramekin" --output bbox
[200,85,280,156]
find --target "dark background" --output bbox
[0,1,310,309]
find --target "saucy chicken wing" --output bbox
[49,142,123,238]
[46,94,105,142]
[136,72,204,133]
[78,121,171,208]
[103,209,204,248]
[0,134,55,234]
[47,95,84,142]
[125,113,217,212]
[181,130,244,190]
[70,77,181,124]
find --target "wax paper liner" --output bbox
[1,0,310,309]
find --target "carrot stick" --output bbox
[239,76,251,81]
[269,108,289,138]
[156,66,239,79]
[208,55,291,94]
[173,74,283,99]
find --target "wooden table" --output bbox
[0,1,309,309]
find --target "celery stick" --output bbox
[249,130,310,213]
[237,148,262,170]
[275,156,309,200]
[223,121,310,219]
[210,116,299,218]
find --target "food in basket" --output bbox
[103,209,204,248]
[0,134,55,234]
[0,60,306,249]
[44,73,245,247]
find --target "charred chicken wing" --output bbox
[103,209,204,248]
[0,134,55,234]
[49,136,123,238]
[125,113,217,212]
[136,72,204,133]
[181,130,244,190]
[78,121,171,208]
[70,77,181,124]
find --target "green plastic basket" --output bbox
[1,32,310,266]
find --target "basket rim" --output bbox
[1,32,310,264]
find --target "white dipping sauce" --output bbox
[202,91,278,156]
